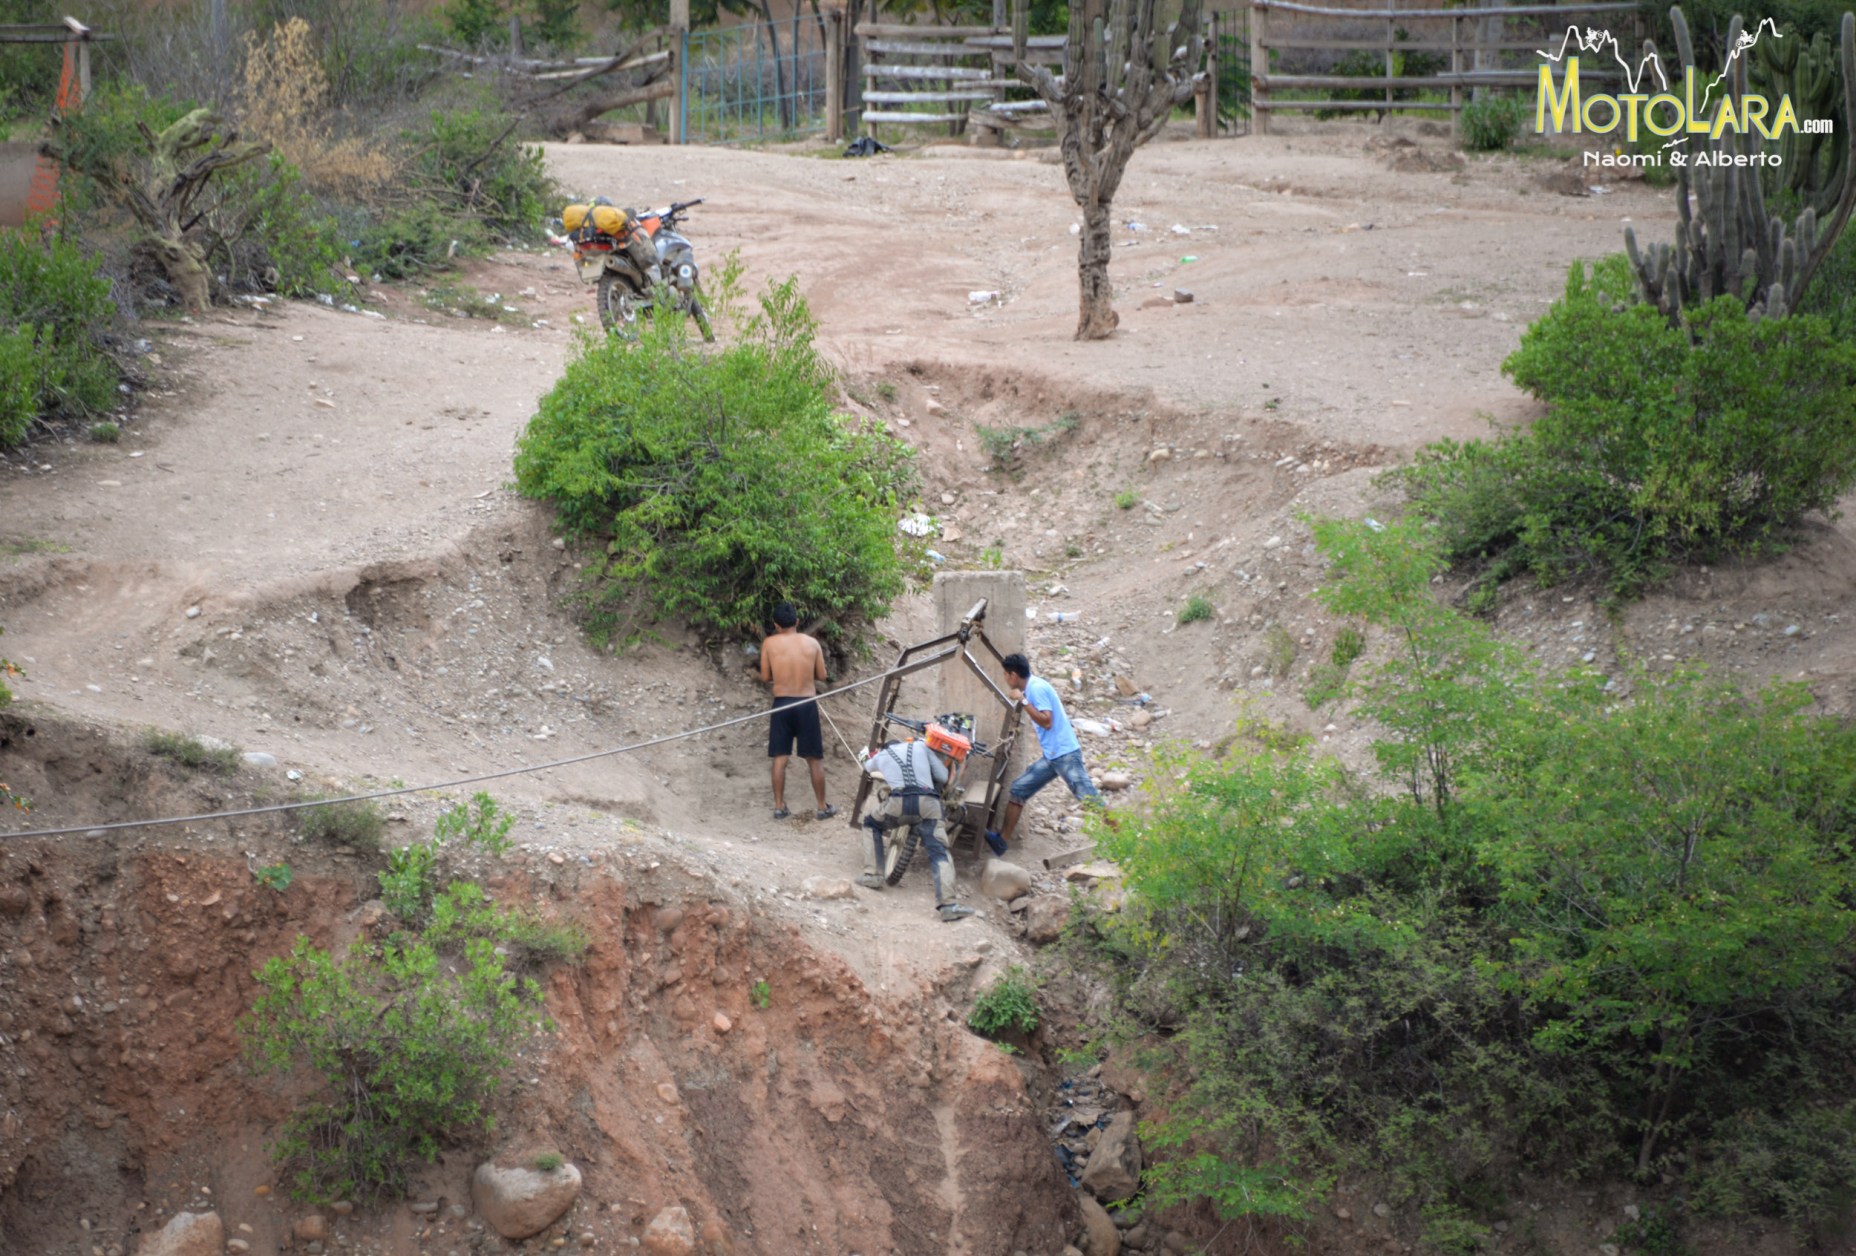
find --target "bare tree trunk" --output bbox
[1077,201,1118,338]
[1017,0,1204,340]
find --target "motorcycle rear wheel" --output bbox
[882,824,920,886]
[596,273,648,336]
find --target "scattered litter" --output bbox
[1170,224,1191,235]
[1179,255,1198,264]
[898,512,938,538]
[1125,221,1146,231]
[843,135,890,157]
[1069,222,1081,235]
[925,549,947,563]
[1073,718,1112,737]
[968,290,999,305]
[1047,611,1081,624]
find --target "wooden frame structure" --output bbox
[1246,0,1644,134]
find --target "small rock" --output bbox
[185,606,201,619]
[1372,1202,1390,1218]
[293,1215,330,1242]
[131,1210,222,1256]
[1024,894,1071,945]
[924,397,946,416]
[226,1242,250,1255]
[1172,289,1194,304]
[1077,1193,1121,1255]
[1623,1204,1641,1223]
[1262,535,1283,550]
[657,1082,680,1103]
[1128,710,1153,731]
[242,752,278,768]
[1081,1112,1144,1203]
[642,1205,697,1256]
[1147,447,1173,463]
[801,876,855,900]
[712,1012,732,1034]
[1098,770,1133,792]
[1785,624,1802,636]
[329,1201,354,1216]
[471,1161,584,1240]
[979,859,1033,901]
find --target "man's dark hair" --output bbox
[772,602,799,628]
[1002,652,1031,682]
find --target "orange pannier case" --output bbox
[925,722,972,762]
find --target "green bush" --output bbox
[143,729,242,774]
[352,206,481,280]
[210,154,351,299]
[379,839,440,923]
[1459,94,1527,152]
[240,892,551,1202]
[300,798,385,849]
[514,277,921,640]
[436,791,516,855]
[968,965,1040,1038]
[1084,519,1856,1232]
[1398,257,1856,599]
[1177,595,1214,625]
[409,104,552,240]
[0,228,120,445]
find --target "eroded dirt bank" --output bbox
[0,715,1074,1256]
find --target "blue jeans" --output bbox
[1009,749,1101,805]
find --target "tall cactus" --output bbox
[1751,26,1849,216]
[1014,0,1205,340]
[1625,7,1856,323]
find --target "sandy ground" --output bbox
[5,116,1856,995]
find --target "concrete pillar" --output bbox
[932,570,1025,770]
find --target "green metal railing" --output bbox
[681,16,836,144]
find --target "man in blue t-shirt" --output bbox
[986,652,1102,855]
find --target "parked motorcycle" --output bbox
[562,198,714,342]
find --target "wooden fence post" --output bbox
[1450,10,1462,139]
[825,9,844,141]
[1250,0,1268,135]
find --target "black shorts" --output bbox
[768,696,824,759]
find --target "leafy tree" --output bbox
[513,276,922,641]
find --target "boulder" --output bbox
[801,876,856,900]
[979,859,1033,901]
[1081,1112,1144,1203]
[472,1160,584,1239]
[135,1211,223,1256]
[292,1214,330,1243]
[1077,1192,1121,1256]
[1098,771,1134,792]
[1024,894,1071,945]
[643,1205,698,1255]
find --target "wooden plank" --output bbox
[1253,0,1639,17]
[1258,36,1628,53]
[1042,844,1096,873]
[856,21,996,37]
[866,38,982,56]
[860,110,968,123]
[864,89,997,102]
[991,48,1065,64]
[1256,98,1461,111]
[963,33,1067,48]
[1260,68,1607,89]
[527,50,671,80]
[987,98,1050,112]
[863,62,995,79]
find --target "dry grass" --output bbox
[240,18,394,199]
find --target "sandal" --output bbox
[816,803,839,820]
[772,807,792,820]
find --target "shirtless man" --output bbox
[759,602,835,821]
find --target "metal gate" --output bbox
[1209,6,1253,136]
[680,15,832,144]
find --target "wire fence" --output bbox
[681,14,837,145]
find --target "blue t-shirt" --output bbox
[1022,674,1080,761]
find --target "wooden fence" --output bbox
[1247,0,1645,133]
[854,21,1062,139]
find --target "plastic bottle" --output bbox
[1047,611,1081,624]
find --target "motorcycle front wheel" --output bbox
[596,273,648,336]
